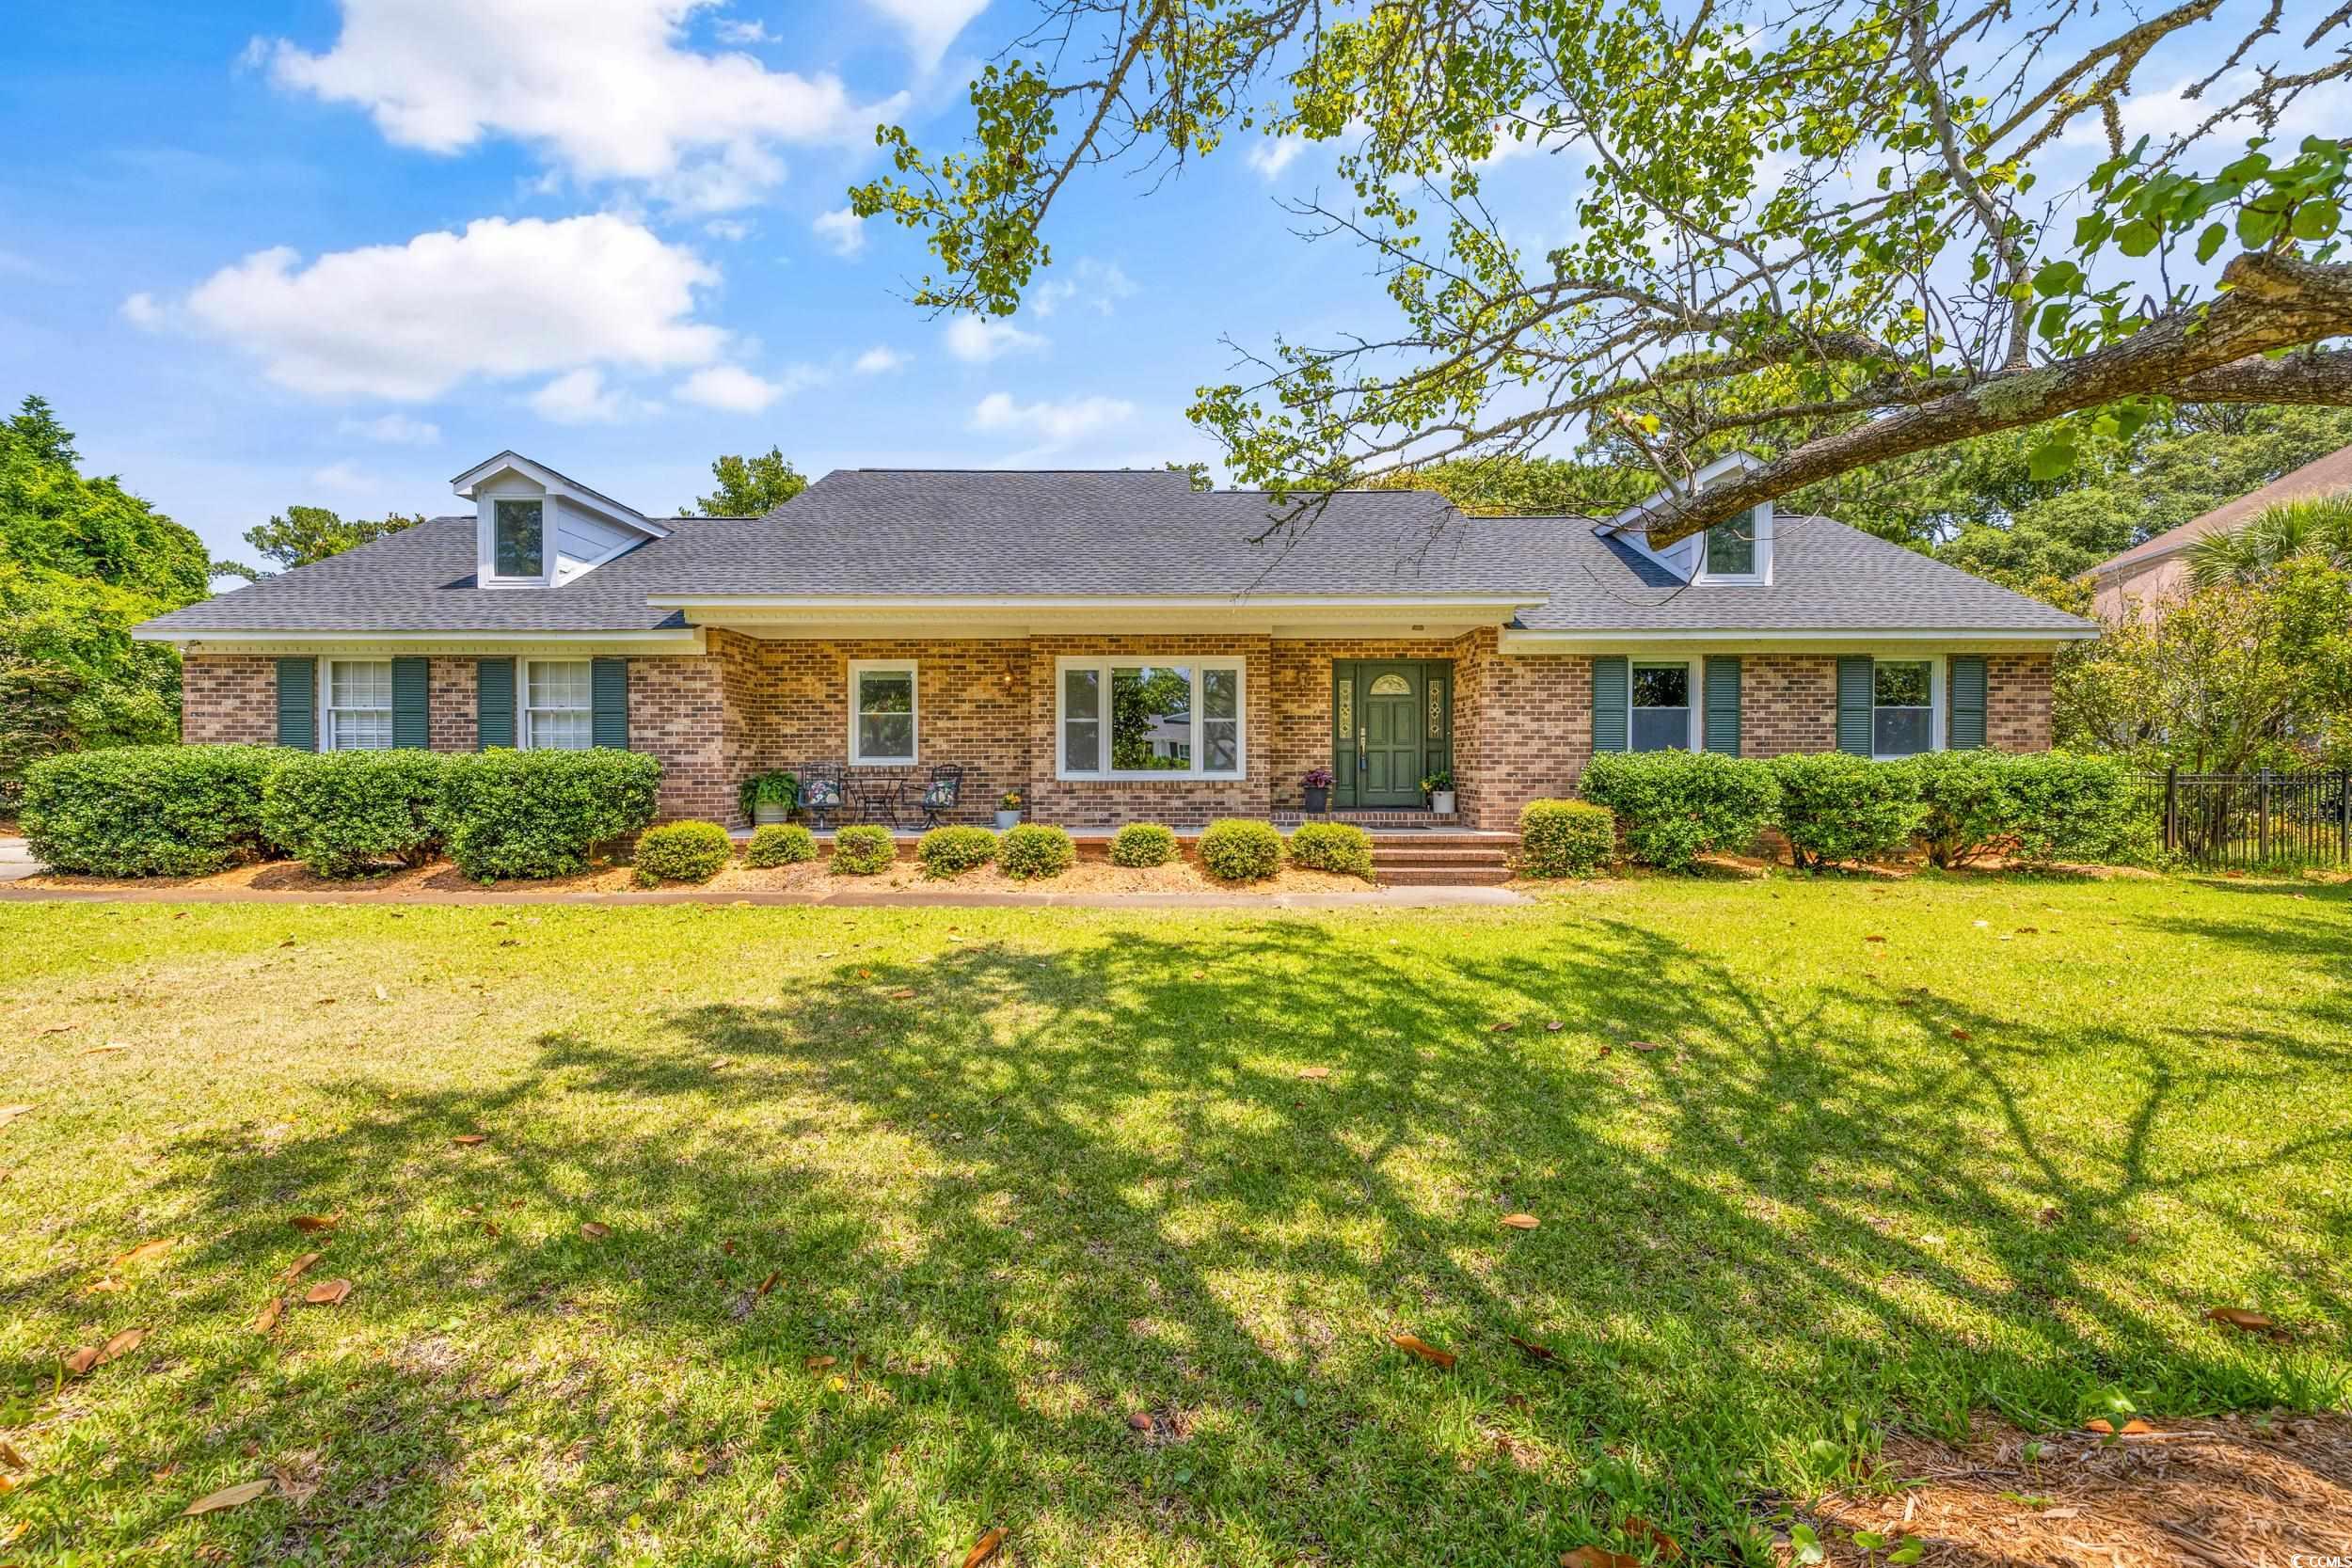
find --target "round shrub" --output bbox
[1577,750,1778,870]
[1767,752,1925,869]
[431,748,662,882]
[261,749,446,877]
[23,744,281,877]
[999,823,1076,880]
[918,824,997,878]
[831,823,897,875]
[632,820,734,887]
[1287,820,1374,879]
[743,822,818,867]
[1109,822,1177,867]
[1198,818,1282,882]
[1519,799,1615,878]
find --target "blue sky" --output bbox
[3,1,2340,573]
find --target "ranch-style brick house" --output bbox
[137,451,2095,833]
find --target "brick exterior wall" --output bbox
[628,654,734,822]
[427,657,477,752]
[1456,629,1594,831]
[180,655,278,744]
[1986,652,2054,752]
[1740,655,1839,758]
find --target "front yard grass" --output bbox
[2,874,2346,1564]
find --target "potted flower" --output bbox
[1421,769,1456,816]
[1300,766,1335,815]
[739,768,800,827]
[994,787,1025,831]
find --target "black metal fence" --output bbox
[2140,768,2352,869]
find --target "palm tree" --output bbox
[2186,493,2352,589]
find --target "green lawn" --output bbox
[3,875,2347,1565]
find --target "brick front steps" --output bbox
[749,823,1523,886]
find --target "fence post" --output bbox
[2164,765,2178,855]
[2341,770,2350,865]
[2258,768,2272,863]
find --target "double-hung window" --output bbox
[1629,662,1693,752]
[1057,657,1243,779]
[524,659,593,750]
[324,659,393,751]
[1872,660,1934,757]
[849,660,917,766]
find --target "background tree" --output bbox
[2186,494,2352,588]
[855,0,2352,547]
[242,504,426,575]
[687,448,808,515]
[1163,460,1215,492]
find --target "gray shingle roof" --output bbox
[139,467,2090,638]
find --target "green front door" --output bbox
[1359,664,1422,805]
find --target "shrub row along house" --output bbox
[137,451,2094,832]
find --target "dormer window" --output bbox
[492,499,545,580]
[1703,513,1756,578]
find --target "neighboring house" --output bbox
[2090,441,2352,623]
[135,451,2092,832]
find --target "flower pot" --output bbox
[1429,789,1456,816]
[1303,785,1331,814]
[993,810,1023,830]
[754,801,793,826]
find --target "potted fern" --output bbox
[739,769,800,827]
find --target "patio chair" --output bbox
[917,765,965,829]
[796,762,845,831]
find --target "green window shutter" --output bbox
[275,657,317,751]
[390,657,429,749]
[592,657,629,750]
[1836,656,1875,755]
[1703,656,1741,756]
[1591,656,1629,753]
[476,657,516,750]
[1947,656,1987,750]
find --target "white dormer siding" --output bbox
[1603,451,1774,586]
[451,451,669,590]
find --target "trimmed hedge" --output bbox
[743,823,818,867]
[1578,751,1778,871]
[917,825,998,878]
[999,823,1076,879]
[632,820,734,886]
[831,824,896,875]
[1109,822,1177,867]
[1519,799,1615,878]
[261,749,446,877]
[432,748,662,882]
[1287,820,1374,879]
[23,744,281,877]
[1199,818,1282,882]
[1993,752,2148,864]
[1768,752,1925,869]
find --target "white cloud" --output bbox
[261,0,898,212]
[338,413,441,445]
[863,0,989,69]
[812,206,866,258]
[165,214,726,401]
[119,291,166,328]
[309,461,382,492]
[529,368,651,424]
[675,362,823,411]
[970,391,1135,448]
[1032,258,1136,318]
[713,15,776,44]
[2068,69,2349,152]
[1246,135,1307,180]
[944,314,1046,363]
[704,217,755,242]
[853,345,911,373]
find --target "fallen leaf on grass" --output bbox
[288,1213,339,1233]
[1544,1021,1565,1032]
[755,1271,780,1298]
[888,988,917,1000]
[1864,934,1886,942]
[0,1438,27,1470]
[961,1527,1005,1568]
[1127,1411,1153,1432]
[1949,1028,1973,1041]
[0,1105,33,1130]
[63,1326,147,1376]
[1562,1548,1640,1568]
[1296,1067,1331,1080]
[1624,1516,1681,1560]
[281,1251,324,1284]
[1391,1333,1455,1370]
[804,1354,837,1371]
[1490,1022,1518,1034]
[2207,1306,2288,1339]
[1508,1335,1557,1362]
[303,1279,352,1307]
[1500,1213,1540,1230]
[580,1222,612,1240]
[1627,1041,1663,1053]
[451,1134,486,1147]
[2085,1417,2153,1435]
[112,1237,177,1268]
[85,1043,130,1055]
[183,1479,273,1515]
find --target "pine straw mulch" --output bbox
[1800,1413,2352,1568]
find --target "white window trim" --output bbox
[1627,657,1702,752]
[319,657,394,752]
[848,658,919,768]
[1869,653,1946,760]
[520,657,595,752]
[1694,503,1772,586]
[1054,655,1247,782]
[481,494,553,588]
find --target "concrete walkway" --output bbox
[0,837,36,883]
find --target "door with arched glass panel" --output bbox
[1332,659,1452,808]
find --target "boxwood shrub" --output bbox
[1199,818,1282,882]
[743,823,818,867]
[999,823,1076,880]
[22,744,281,877]
[831,823,897,875]
[632,820,734,886]
[1768,752,1925,869]
[261,749,447,877]
[1518,799,1615,878]
[1996,752,2148,864]
[1108,822,1177,867]
[1287,820,1374,879]
[917,824,998,878]
[431,748,662,882]
[1577,751,1777,870]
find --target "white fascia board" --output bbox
[1499,626,2097,653]
[450,451,667,538]
[1600,451,1764,538]
[645,593,1546,611]
[135,627,706,655]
